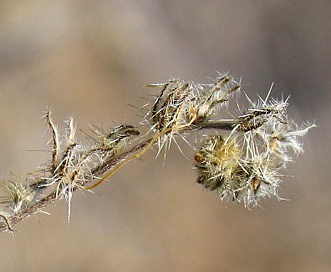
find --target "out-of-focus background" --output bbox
[0,1,329,271]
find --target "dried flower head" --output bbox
[144,73,241,152]
[0,180,36,214]
[195,135,241,191]
[194,90,315,207]
[194,73,240,122]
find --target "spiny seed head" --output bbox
[0,180,36,214]
[195,73,241,121]
[195,135,241,191]
[194,135,283,206]
[145,74,241,152]
[146,74,241,133]
[194,91,315,207]
[147,79,199,132]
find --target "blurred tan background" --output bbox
[0,1,330,271]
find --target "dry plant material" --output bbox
[0,73,314,233]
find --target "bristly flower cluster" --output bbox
[144,74,314,207]
[0,72,314,232]
[0,179,36,215]
[144,74,240,151]
[194,89,315,207]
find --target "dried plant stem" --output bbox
[0,119,237,233]
[0,73,314,233]
[0,138,150,233]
